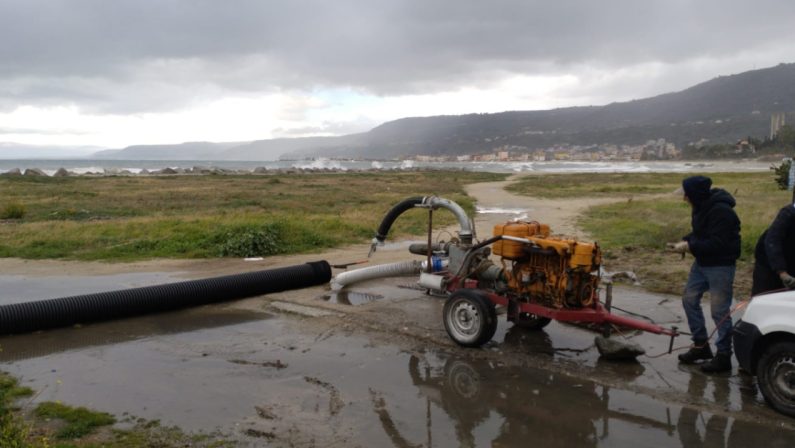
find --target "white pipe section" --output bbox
[418,273,446,291]
[331,260,423,291]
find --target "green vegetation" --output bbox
[771,159,792,190]
[509,172,786,295]
[1,372,37,448]
[34,402,115,439]
[507,172,689,198]
[0,202,27,220]
[682,124,795,160]
[0,172,505,261]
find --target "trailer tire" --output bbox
[443,289,497,347]
[757,341,795,418]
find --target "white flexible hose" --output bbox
[330,260,423,291]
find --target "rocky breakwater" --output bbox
[0,165,428,178]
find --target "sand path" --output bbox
[465,173,623,239]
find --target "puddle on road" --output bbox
[323,277,428,306]
[0,307,268,362]
[323,290,385,305]
[1,271,792,445]
[475,206,530,215]
[2,305,793,447]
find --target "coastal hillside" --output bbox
[92,141,245,160]
[92,63,795,160]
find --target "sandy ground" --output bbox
[464,174,626,238]
[2,173,794,446]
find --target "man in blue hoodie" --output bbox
[667,175,741,373]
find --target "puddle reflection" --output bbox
[369,353,795,447]
[0,308,268,362]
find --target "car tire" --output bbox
[757,341,795,418]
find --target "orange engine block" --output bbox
[493,221,601,308]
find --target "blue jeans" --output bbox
[681,263,735,354]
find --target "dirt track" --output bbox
[464,174,625,238]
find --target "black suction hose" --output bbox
[0,261,331,335]
[375,196,424,242]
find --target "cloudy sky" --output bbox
[1,0,795,154]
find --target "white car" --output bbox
[733,289,795,417]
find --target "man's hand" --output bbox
[666,241,689,254]
[780,272,795,289]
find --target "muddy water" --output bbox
[0,275,795,447]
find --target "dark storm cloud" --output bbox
[1,0,794,113]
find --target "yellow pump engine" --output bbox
[493,221,601,309]
[362,195,679,350]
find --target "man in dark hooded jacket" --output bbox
[752,188,795,295]
[667,175,741,373]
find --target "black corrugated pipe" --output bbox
[0,261,331,335]
[374,196,425,243]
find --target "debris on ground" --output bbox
[594,335,645,360]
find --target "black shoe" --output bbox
[701,352,732,373]
[678,343,713,364]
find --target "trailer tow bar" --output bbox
[668,326,678,354]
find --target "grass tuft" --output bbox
[0,372,36,448]
[0,202,26,220]
[34,401,115,439]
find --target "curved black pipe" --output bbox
[375,196,424,242]
[0,261,331,335]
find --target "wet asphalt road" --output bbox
[1,270,794,447]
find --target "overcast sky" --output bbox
[1,0,794,153]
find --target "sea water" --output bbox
[0,158,772,175]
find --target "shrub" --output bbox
[0,203,26,220]
[771,159,793,190]
[218,224,283,257]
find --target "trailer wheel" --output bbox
[513,312,552,331]
[757,341,795,418]
[443,289,497,347]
